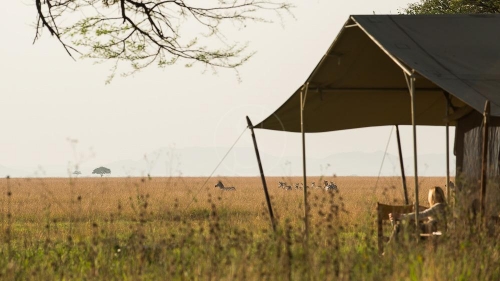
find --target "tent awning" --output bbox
[255,14,500,133]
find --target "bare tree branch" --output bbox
[35,0,81,59]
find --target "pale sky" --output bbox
[1,0,455,177]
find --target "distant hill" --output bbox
[101,147,456,177]
[0,165,29,178]
[0,147,455,178]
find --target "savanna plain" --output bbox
[0,176,498,280]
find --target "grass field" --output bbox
[0,176,498,280]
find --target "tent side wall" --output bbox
[455,112,500,215]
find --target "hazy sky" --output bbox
[1,0,455,176]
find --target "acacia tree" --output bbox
[92,167,111,177]
[404,0,500,14]
[34,0,292,82]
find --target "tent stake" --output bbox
[395,125,409,205]
[246,116,276,233]
[480,100,490,226]
[300,83,309,239]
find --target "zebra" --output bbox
[215,180,236,191]
[279,181,292,190]
[325,181,338,191]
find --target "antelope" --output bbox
[447,181,455,189]
[279,181,292,190]
[215,180,236,191]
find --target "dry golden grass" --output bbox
[0,176,450,234]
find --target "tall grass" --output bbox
[0,176,498,280]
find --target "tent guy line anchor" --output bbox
[184,127,247,210]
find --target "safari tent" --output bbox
[251,14,500,223]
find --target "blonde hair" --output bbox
[428,186,446,206]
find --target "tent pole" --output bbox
[409,74,419,233]
[395,125,409,205]
[445,95,451,202]
[246,116,276,233]
[300,83,309,239]
[480,100,490,226]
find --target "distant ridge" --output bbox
[0,147,455,178]
[0,165,30,178]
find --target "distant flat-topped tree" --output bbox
[73,170,82,176]
[92,167,111,177]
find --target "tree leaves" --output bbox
[403,0,500,15]
[34,0,293,82]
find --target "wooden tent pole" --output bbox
[445,95,451,202]
[409,74,420,232]
[395,125,409,205]
[300,83,309,238]
[246,116,276,232]
[480,100,490,225]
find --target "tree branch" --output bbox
[32,0,293,82]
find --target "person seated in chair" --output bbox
[388,186,447,241]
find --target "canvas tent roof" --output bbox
[255,14,500,133]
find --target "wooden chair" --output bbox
[377,203,427,254]
[377,203,414,254]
